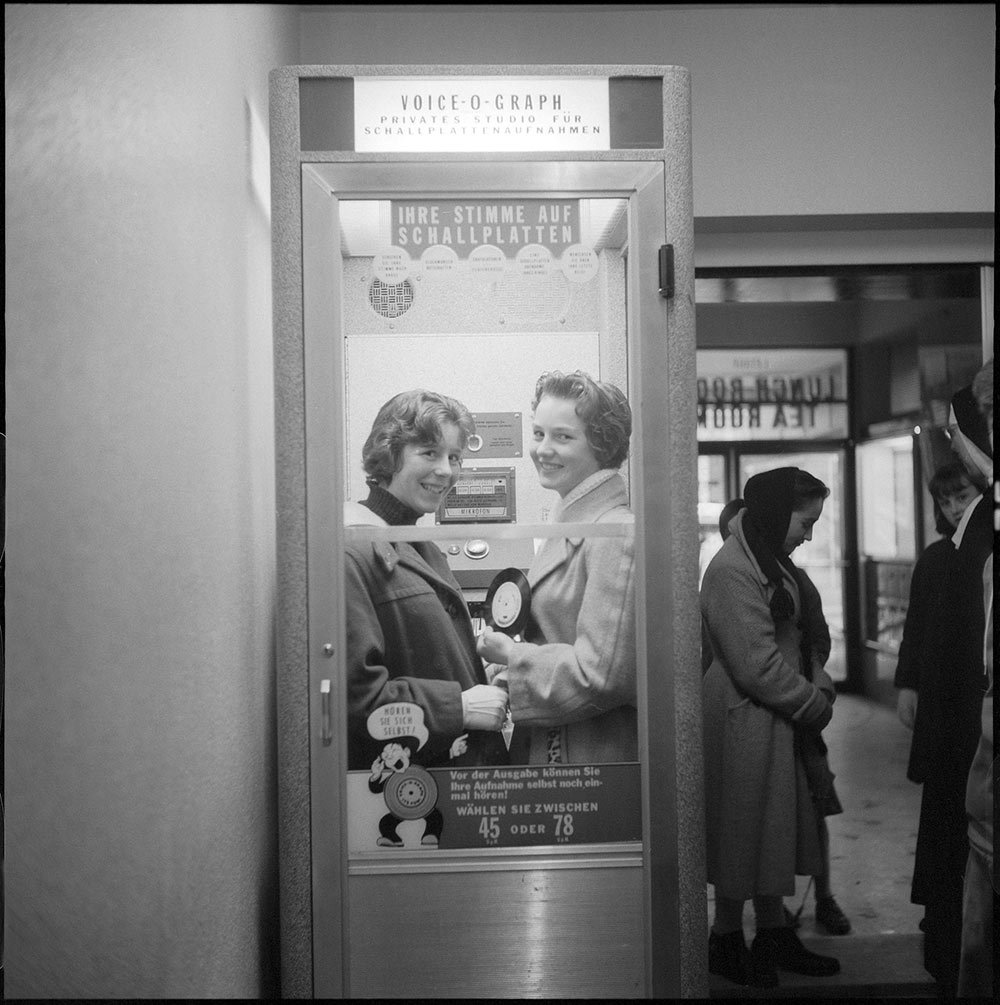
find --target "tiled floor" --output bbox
[708,693,944,998]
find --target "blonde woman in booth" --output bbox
[477,370,637,765]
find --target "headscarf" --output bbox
[740,466,800,621]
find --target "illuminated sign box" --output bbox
[391,200,580,257]
[696,348,849,442]
[355,76,611,153]
[299,74,664,152]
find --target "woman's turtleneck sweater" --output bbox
[361,483,421,527]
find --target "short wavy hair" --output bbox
[929,459,981,501]
[929,459,982,536]
[362,389,475,486]
[531,370,632,469]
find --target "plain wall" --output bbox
[298,3,996,219]
[5,4,298,997]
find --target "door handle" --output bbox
[320,678,332,746]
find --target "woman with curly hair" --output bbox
[477,370,637,765]
[344,389,509,780]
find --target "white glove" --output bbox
[461,684,508,731]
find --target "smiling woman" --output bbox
[343,389,510,773]
[476,371,638,766]
[385,432,464,512]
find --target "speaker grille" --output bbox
[369,277,415,318]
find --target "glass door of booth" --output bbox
[298,158,692,998]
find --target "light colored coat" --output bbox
[700,509,833,899]
[505,469,637,764]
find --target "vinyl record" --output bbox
[484,567,531,637]
[384,765,439,820]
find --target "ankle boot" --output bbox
[752,925,840,977]
[816,895,851,935]
[708,930,751,986]
[709,930,778,988]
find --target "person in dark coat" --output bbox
[701,468,841,989]
[344,389,509,771]
[894,460,985,994]
[954,358,994,998]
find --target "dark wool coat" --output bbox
[893,537,967,784]
[700,509,834,900]
[895,499,990,906]
[344,502,508,770]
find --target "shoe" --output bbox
[709,930,750,986]
[783,904,801,930]
[420,834,439,846]
[752,925,840,977]
[816,896,851,935]
[376,835,403,847]
[749,948,780,989]
[709,930,778,988]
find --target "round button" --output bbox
[464,539,490,560]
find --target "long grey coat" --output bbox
[700,509,834,899]
[505,469,637,764]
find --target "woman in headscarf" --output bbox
[716,496,851,937]
[701,467,841,989]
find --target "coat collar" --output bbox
[551,468,628,524]
[344,501,463,602]
[345,501,398,572]
[530,470,630,586]
[728,509,798,597]
[728,509,771,587]
[392,544,466,605]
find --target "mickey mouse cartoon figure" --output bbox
[368,736,448,847]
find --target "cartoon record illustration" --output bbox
[384,765,439,820]
[369,736,444,847]
[364,703,468,848]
